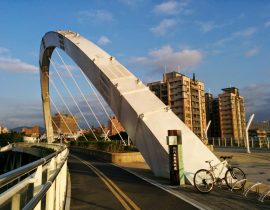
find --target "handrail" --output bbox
[0,146,64,188]
[22,150,69,210]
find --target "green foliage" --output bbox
[70,140,138,153]
[77,133,99,142]
[0,132,23,147]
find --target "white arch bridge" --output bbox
[0,30,220,209]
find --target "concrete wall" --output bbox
[70,147,145,163]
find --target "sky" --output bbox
[0,0,270,128]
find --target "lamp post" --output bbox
[246,114,255,153]
[204,120,211,144]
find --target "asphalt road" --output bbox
[68,151,199,210]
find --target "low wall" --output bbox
[207,145,214,151]
[69,147,145,163]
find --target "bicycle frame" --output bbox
[208,159,228,181]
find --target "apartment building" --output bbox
[205,93,221,137]
[148,71,207,139]
[218,87,246,140]
[52,113,78,134]
[22,125,40,137]
[108,116,125,136]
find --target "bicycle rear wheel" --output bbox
[193,169,214,193]
[225,167,246,190]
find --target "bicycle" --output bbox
[193,156,246,193]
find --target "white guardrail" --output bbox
[210,137,270,150]
[0,144,69,210]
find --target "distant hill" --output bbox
[11,126,45,134]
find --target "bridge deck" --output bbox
[68,151,198,210]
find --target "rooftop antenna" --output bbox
[164,64,167,73]
[192,73,196,81]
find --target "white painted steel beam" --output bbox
[39,30,221,183]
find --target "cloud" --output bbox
[130,45,202,72]
[49,61,81,79]
[197,21,227,33]
[117,0,143,6]
[153,0,189,15]
[77,10,113,23]
[0,47,9,54]
[245,48,259,57]
[214,27,257,46]
[150,19,177,36]
[0,56,38,73]
[97,36,111,46]
[0,99,43,128]
[234,27,256,37]
[53,93,113,128]
[241,84,270,120]
[265,21,270,28]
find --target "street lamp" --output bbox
[204,120,211,144]
[246,114,255,153]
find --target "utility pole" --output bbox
[246,114,255,153]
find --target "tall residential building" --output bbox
[218,87,246,140]
[108,116,125,136]
[52,113,78,134]
[148,71,207,139]
[205,93,221,137]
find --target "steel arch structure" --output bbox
[39,30,220,183]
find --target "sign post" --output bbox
[167,130,185,186]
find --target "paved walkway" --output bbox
[116,148,270,210]
[68,151,199,210]
[214,148,270,185]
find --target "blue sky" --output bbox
[0,0,270,128]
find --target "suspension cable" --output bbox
[49,58,98,141]
[45,73,89,142]
[49,96,74,136]
[54,50,113,143]
[77,63,126,144]
[50,115,70,143]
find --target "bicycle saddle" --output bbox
[205,160,213,163]
[220,156,232,160]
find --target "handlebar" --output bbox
[220,156,232,160]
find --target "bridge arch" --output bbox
[39,30,220,182]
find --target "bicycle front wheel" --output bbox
[193,169,214,193]
[225,167,246,190]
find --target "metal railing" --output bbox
[0,144,69,210]
[209,137,270,150]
